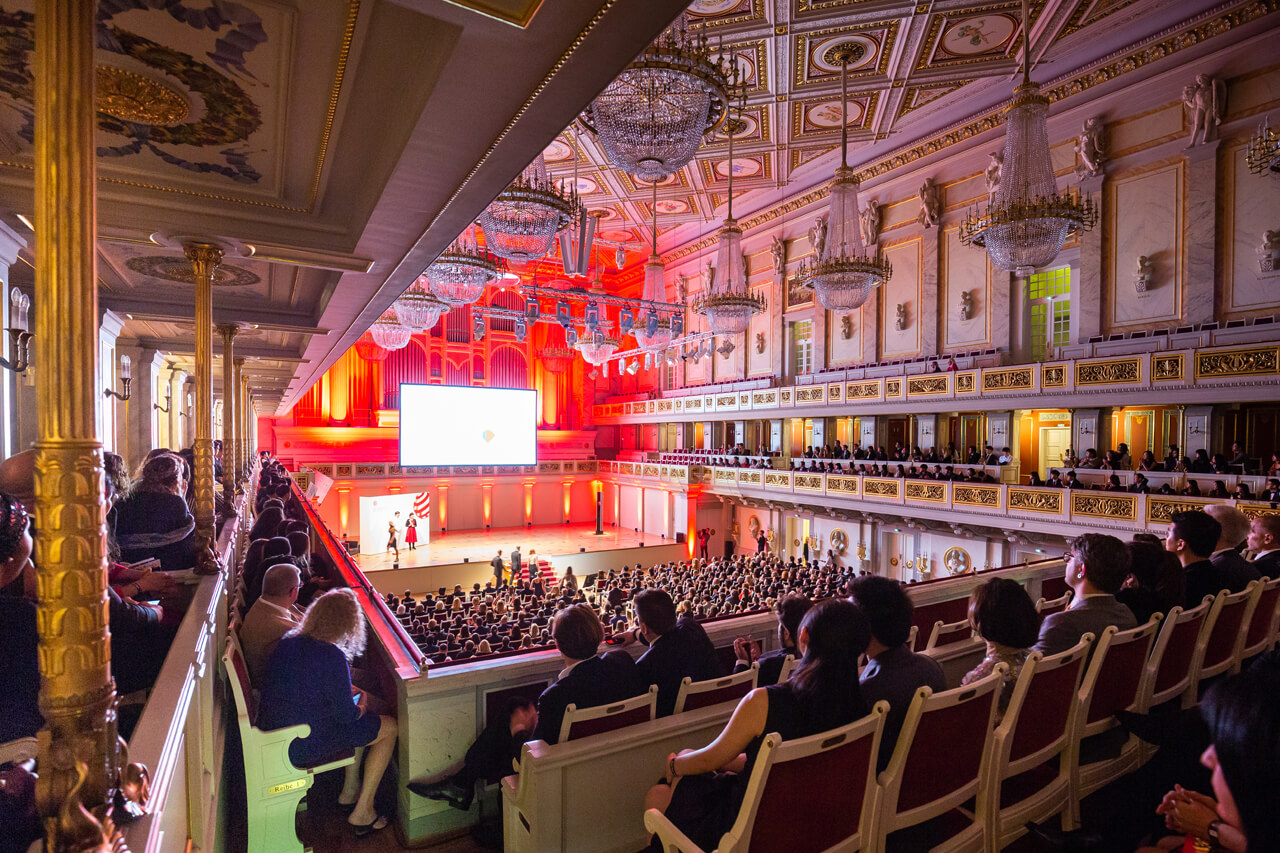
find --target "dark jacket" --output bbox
[734,646,796,687]
[112,490,199,572]
[859,644,946,771]
[1209,550,1262,595]
[1034,594,1137,657]
[532,653,645,744]
[627,617,722,717]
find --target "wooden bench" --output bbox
[223,636,356,853]
[502,702,739,853]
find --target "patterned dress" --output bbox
[961,643,1029,722]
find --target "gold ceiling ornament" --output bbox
[96,65,189,126]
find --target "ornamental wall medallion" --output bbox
[125,255,261,287]
[943,546,972,575]
[1153,355,1184,381]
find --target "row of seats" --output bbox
[501,579,1279,852]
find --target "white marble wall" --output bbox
[747,281,774,375]
[1226,141,1280,312]
[882,236,923,357]
[942,225,992,350]
[1109,162,1183,328]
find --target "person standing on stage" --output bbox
[697,528,710,560]
[491,550,505,587]
[756,530,769,555]
[405,516,418,551]
[511,546,523,584]
[387,513,399,561]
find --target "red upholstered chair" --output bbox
[1068,619,1161,822]
[982,636,1092,852]
[1035,591,1073,617]
[645,703,888,853]
[1233,575,1280,673]
[1144,596,1215,713]
[673,666,758,714]
[776,654,798,684]
[871,668,1005,852]
[557,685,657,743]
[925,617,975,651]
[1189,583,1260,701]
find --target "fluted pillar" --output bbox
[187,243,222,574]
[33,0,121,846]
[216,324,238,502]
[234,358,246,485]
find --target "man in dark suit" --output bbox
[1035,533,1137,657]
[608,588,721,717]
[1166,510,1225,607]
[408,603,642,810]
[1247,514,1280,578]
[490,549,505,586]
[732,593,812,686]
[1205,505,1262,592]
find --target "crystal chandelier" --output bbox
[479,152,578,262]
[1246,115,1279,174]
[960,0,1096,276]
[577,327,620,365]
[424,235,504,306]
[799,44,890,312]
[634,182,674,353]
[393,275,450,331]
[353,331,389,362]
[580,14,733,181]
[694,104,765,336]
[369,313,413,351]
[540,321,576,374]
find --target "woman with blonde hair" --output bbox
[258,589,399,837]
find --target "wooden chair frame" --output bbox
[1035,591,1073,616]
[1189,583,1260,700]
[776,654,798,684]
[644,703,889,853]
[672,665,759,714]
[925,618,975,651]
[1144,596,1215,712]
[558,685,658,744]
[1233,575,1280,672]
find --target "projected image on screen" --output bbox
[399,385,537,466]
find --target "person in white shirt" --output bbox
[1246,514,1280,577]
[239,563,304,685]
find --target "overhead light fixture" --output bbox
[393,275,450,331]
[799,42,890,312]
[369,312,413,351]
[1246,115,1279,174]
[634,181,674,354]
[424,229,505,307]
[960,0,1097,275]
[626,359,639,375]
[580,14,734,181]
[479,152,577,262]
[354,331,390,362]
[577,327,620,365]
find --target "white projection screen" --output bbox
[399,384,537,466]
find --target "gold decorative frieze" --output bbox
[795,473,824,491]
[674,399,683,410]
[658,400,673,412]
[686,397,702,410]
[648,401,656,413]
[982,367,1033,391]
[1195,346,1280,379]
[739,470,762,485]
[828,383,843,401]
[905,482,947,502]
[863,477,900,498]
[847,380,880,399]
[956,372,977,393]
[1237,503,1280,522]
[1076,357,1141,386]
[356,463,385,476]
[576,460,597,472]
[715,468,737,483]
[739,394,750,406]
[659,466,669,479]
[780,388,794,404]
[717,395,737,408]
[907,376,948,396]
[954,485,1000,507]
[885,379,902,397]
[1041,365,1067,388]
[827,475,859,495]
[704,395,715,409]
[539,461,562,473]
[643,464,661,477]
[335,463,354,477]
[796,386,826,403]
[669,467,689,484]
[1008,488,1063,513]
[1145,496,1213,523]
[401,465,433,475]
[453,465,479,475]
[1153,354,1184,382]
[753,390,777,406]
[1071,492,1138,521]
[764,471,792,488]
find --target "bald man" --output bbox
[1204,505,1261,593]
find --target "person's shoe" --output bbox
[407,776,473,810]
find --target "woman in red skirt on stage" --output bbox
[405,516,419,551]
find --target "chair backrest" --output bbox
[1197,583,1260,681]
[223,635,258,729]
[925,617,973,650]
[559,685,658,743]
[1036,591,1073,616]
[673,666,758,714]
[1146,596,1214,708]
[1240,575,1280,660]
[1079,619,1161,736]
[716,703,888,853]
[878,668,1004,832]
[1002,636,1092,774]
[776,655,797,684]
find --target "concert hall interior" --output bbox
[4,1,1280,852]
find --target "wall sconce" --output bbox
[1079,422,1094,435]
[179,392,193,419]
[154,384,173,413]
[1188,422,1206,436]
[104,354,132,401]
[0,287,32,373]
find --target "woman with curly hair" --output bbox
[257,589,399,837]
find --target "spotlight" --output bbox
[626,360,639,375]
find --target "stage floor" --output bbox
[354,523,661,574]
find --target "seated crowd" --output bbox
[1060,441,1279,478]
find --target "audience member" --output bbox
[961,578,1040,721]
[1203,506,1261,593]
[0,492,41,744]
[1164,510,1224,607]
[848,575,945,771]
[1118,541,1172,625]
[1246,514,1280,577]
[257,589,398,837]
[1034,533,1136,656]
[644,599,871,851]
[240,563,304,685]
[609,588,722,717]
[732,593,812,686]
[113,453,199,572]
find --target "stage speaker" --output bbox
[675,532,686,544]
[343,539,359,554]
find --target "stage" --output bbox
[353,523,689,596]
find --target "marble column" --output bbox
[0,222,26,459]
[167,365,186,450]
[217,323,238,503]
[186,242,222,575]
[98,309,126,455]
[1072,408,1101,458]
[769,276,785,379]
[859,416,877,451]
[986,411,1013,452]
[1182,141,1220,328]
[920,227,940,357]
[1075,174,1106,343]
[1185,405,1213,458]
[915,413,937,452]
[861,287,880,365]
[115,344,164,470]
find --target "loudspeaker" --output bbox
[675,532,686,544]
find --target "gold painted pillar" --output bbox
[33,0,120,845]
[188,243,222,574]
[234,358,246,486]
[216,324,238,502]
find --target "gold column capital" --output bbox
[184,242,223,274]
[215,322,241,341]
